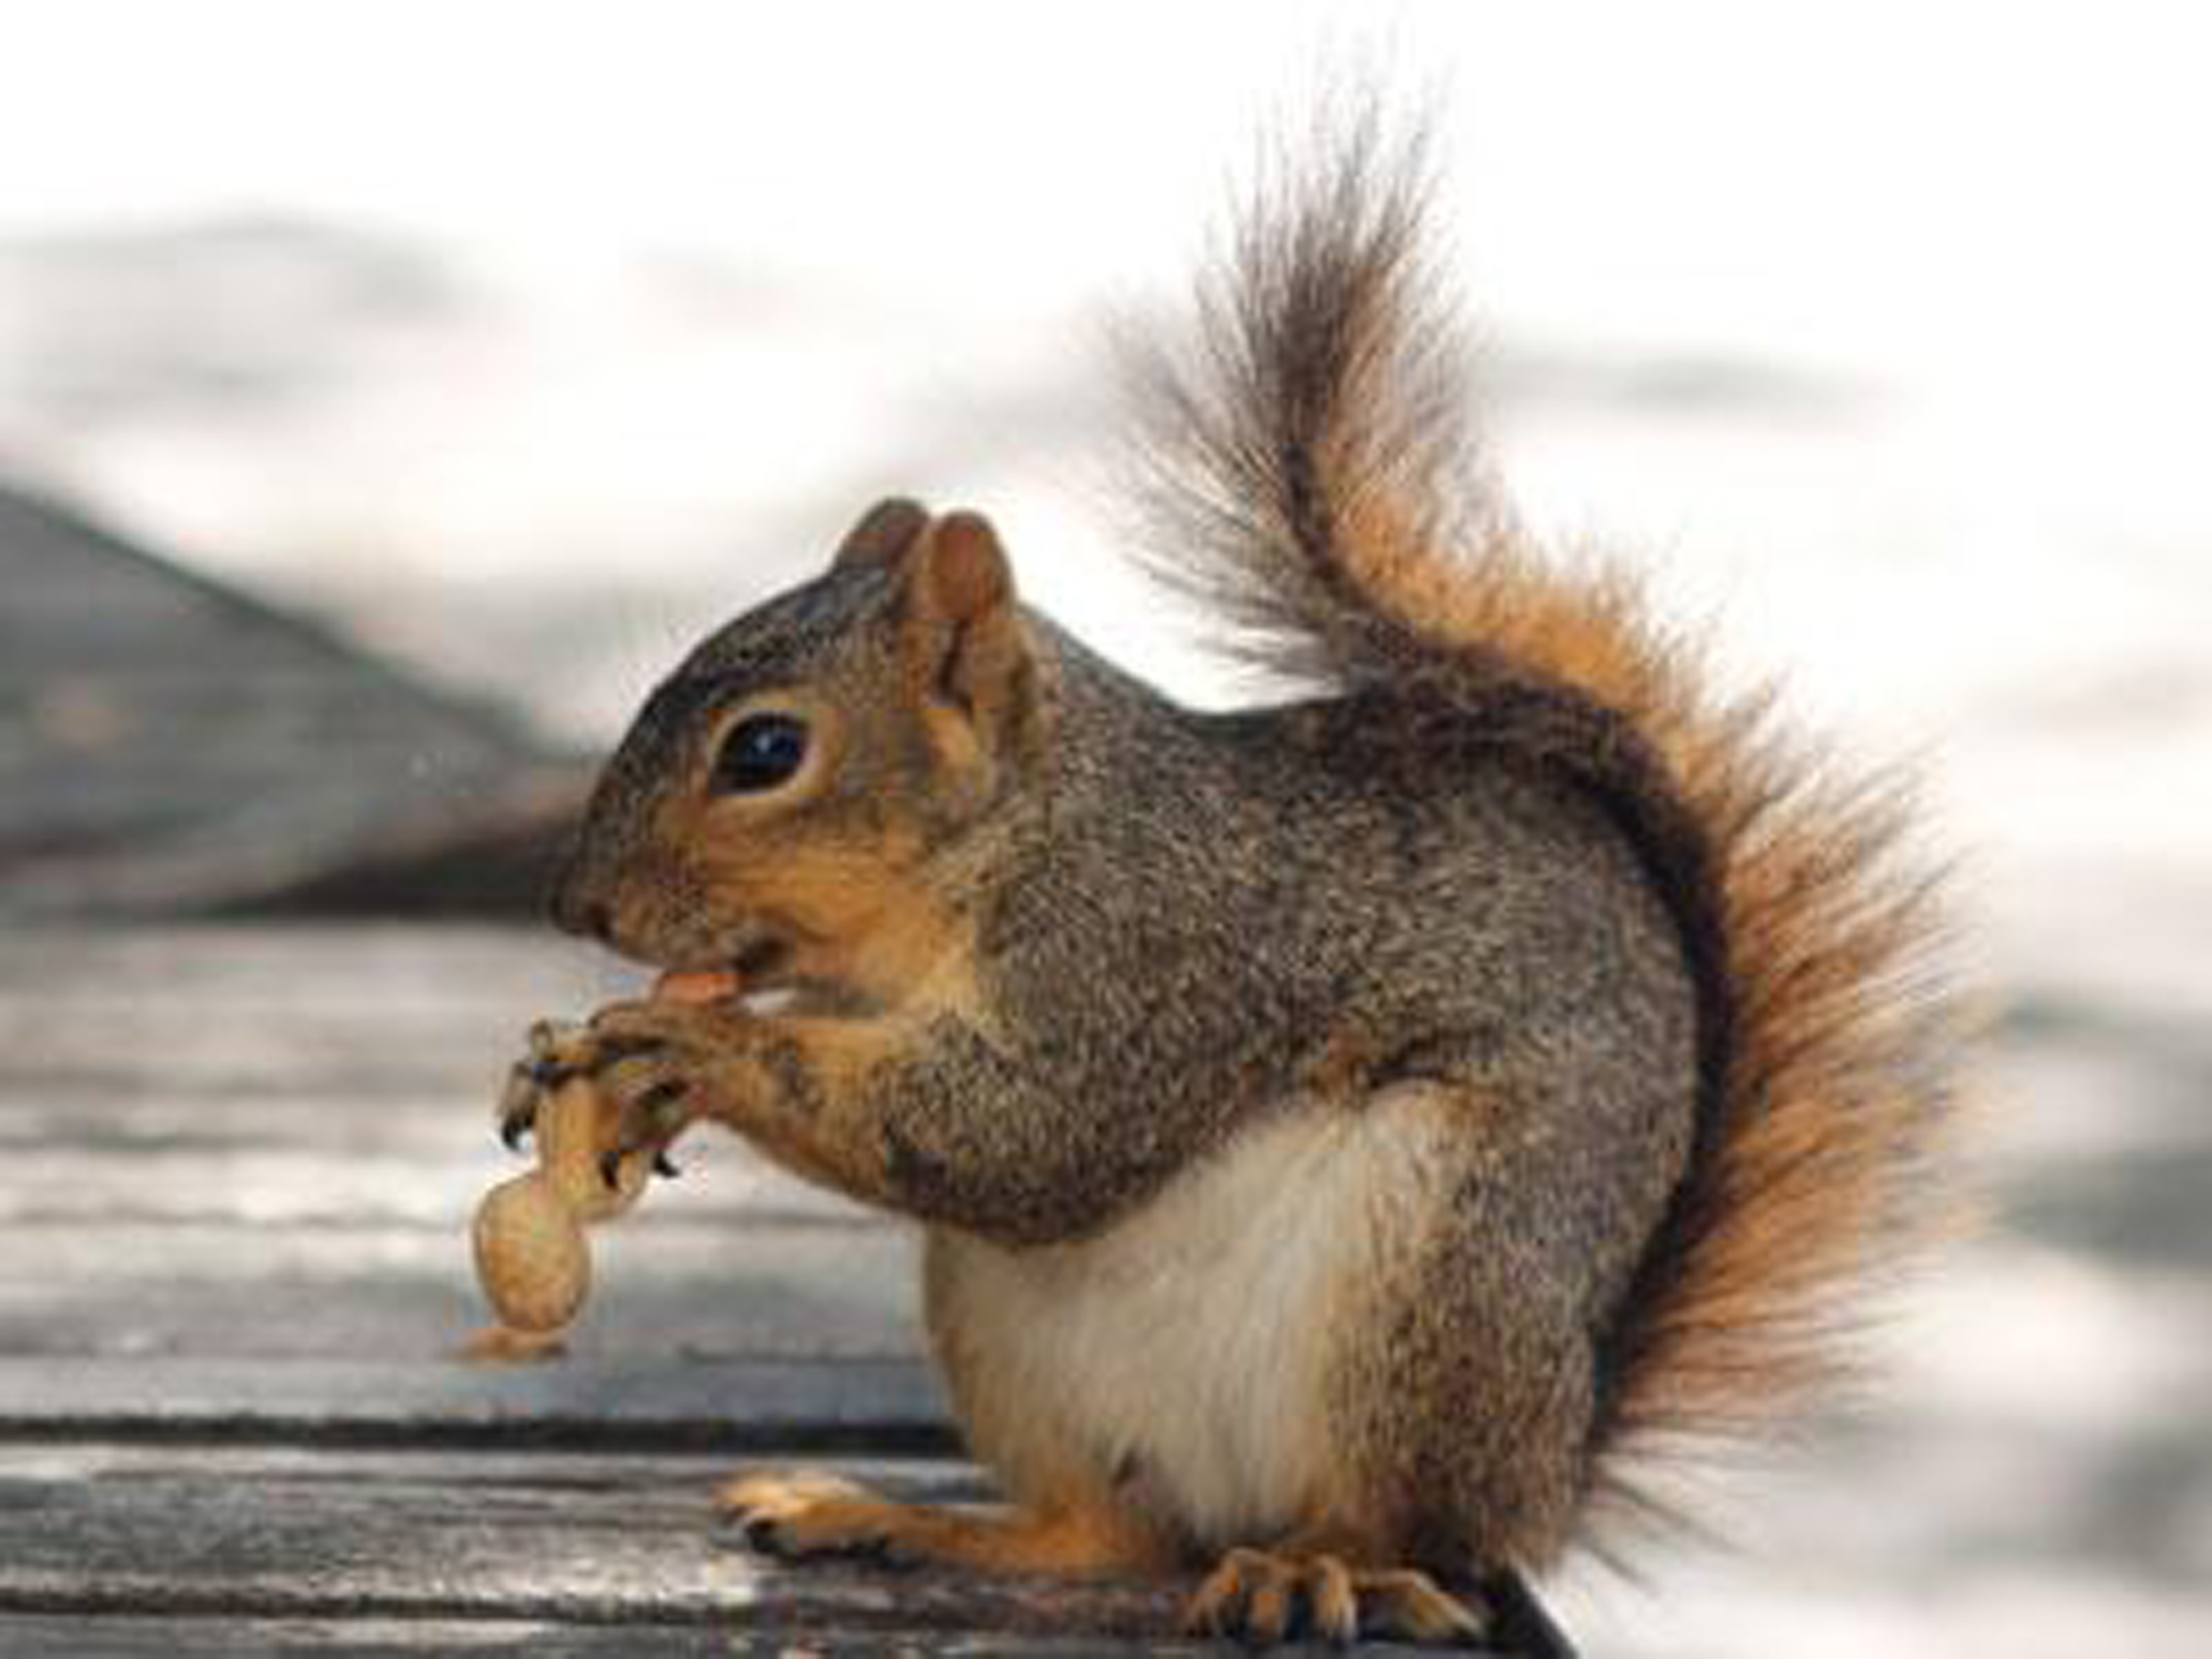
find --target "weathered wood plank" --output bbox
[0,1059,863,1227]
[0,1615,1226,1656]
[0,924,855,1227]
[0,1219,919,1365]
[0,922,650,1085]
[0,1446,1188,1643]
[0,1358,946,1449]
[0,925,926,1377]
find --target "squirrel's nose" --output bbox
[547,861,614,943]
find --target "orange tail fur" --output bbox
[1121,104,1962,1523]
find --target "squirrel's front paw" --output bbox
[716,1469,924,1565]
[495,1010,706,1176]
[495,1019,596,1150]
[574,999,734,1171]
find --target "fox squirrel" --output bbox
[508,115,1960,1650]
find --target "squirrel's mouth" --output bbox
[733,932,792,978]
[648,929,801,1015]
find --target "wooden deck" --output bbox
[0,926,1229,1655]
[9,923,2203,1654]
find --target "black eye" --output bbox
[713,713,810,794]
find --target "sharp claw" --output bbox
[524,1019,565,1061]
[495,1063,539,1151]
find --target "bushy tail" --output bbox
[1121,110,1961,1522]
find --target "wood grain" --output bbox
[0,1446,1186,1643]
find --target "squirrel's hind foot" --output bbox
[1182,1547,1491,1648]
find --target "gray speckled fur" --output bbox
[872,613,1693,1256]
[844,612,1698,1567]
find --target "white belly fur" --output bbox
[925,1085,1457,1546]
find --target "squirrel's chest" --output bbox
[923,1089,1455,1546]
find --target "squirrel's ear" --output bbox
[913,511,1014,625]
[832,497,932,570]
[898,509,1039,749]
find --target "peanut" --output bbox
[466,972,743,1360]
[471,1076,648,1340]
[653,967,743,1003]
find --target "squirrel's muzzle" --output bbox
[546,857,614,944]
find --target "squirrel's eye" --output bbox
[713,713,810,795]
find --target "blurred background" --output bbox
[2,2,2207,1654]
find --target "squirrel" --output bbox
[517,112,1960,1650]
